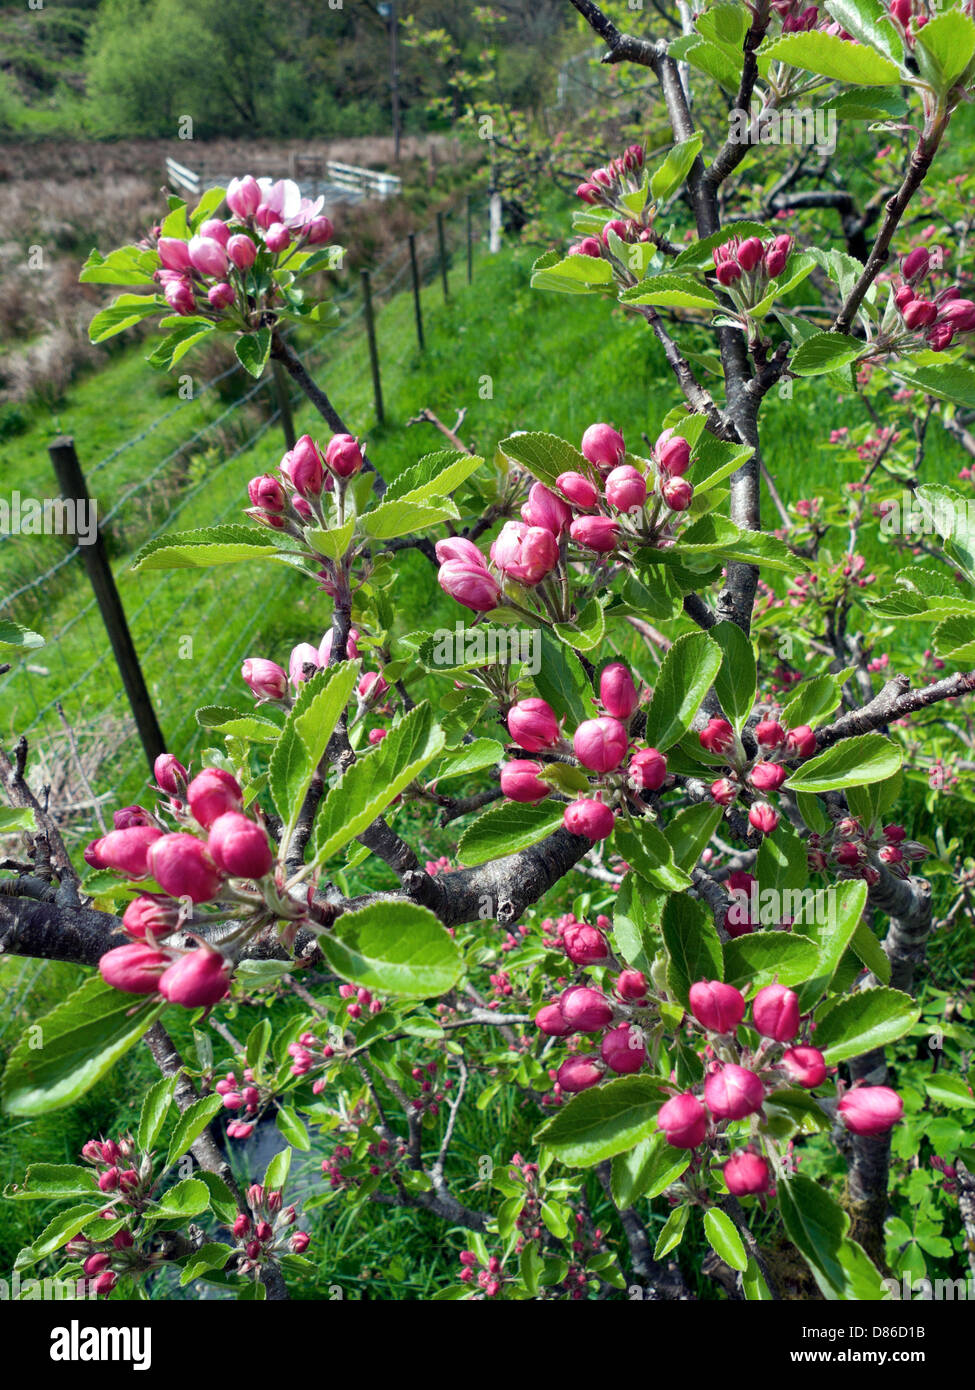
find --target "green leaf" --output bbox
[276,1106,311,1150]
[785,734,901,792]
[164,1095,224,1170]
[781,673,846,729]
[131,524,279,572]
[779,1173,888,1300]
[189,185,227,231]
[0,620,45,658]
[180,1242,234,1285]
[670,222,772,272]
[654,1203,690,1260]
[643,631,722,752]
[150,1177,211,1220]
[756,823,808,896]
[914,9,975,89]
[610,1134,689,1208]
[1,977,166,1116]
[925,1075,975,1110]
[612,874,665,974]
[385,450,485,505]
[235,328,271,378]
[553,598,606,653]
[498,432,595,492]
[710,620,756,731]
[363,498,460,540]
[310,703,446,864]
[429,739,503,784]
[704,1208,747,1273]
[662,894,723,1008]
[664,802,722,872]
[246,1019,272,1072]
[194,705,281,744]
[614,819,691,893]
[269,660,360,838]
[889,362,975,412]
[761,30,900,84]
[534,1076,665,1167]
[649,134,704,202]
[620,274,720,311]
[0,806,38,833]
[4,1163,100,1202]
[724,933,821,990]
[790,332,863,377]
[306,521,356,561]
[137,1075,176,1154]
[264,1146,292,1192]
[820,1,905,64]
[457,800,566,867]
[14,1204,105,1269]
[530,249,615,294]
[814,987,920,1063]
[533,630,591,725]
[88,293,164,343]
[743,1256,773,1300]
[79,245,159,286]
[320,901,463,998]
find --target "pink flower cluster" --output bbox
[807,818,929,884]
[68,1135,144,1296]
[713,233,793,289]
[574,143,648,224]
[247,432,364,533]
[234,1183,309,1271]
[216,1067,262,1139]
[500,661,666,842]
[702,716,817,835]
[895,245,975,353]
[89,761,275,1009]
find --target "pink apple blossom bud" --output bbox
[84,839,107,868]
[500,760,550,804]
[285,435,325,497]
[93,1270,118,1297]
[81,1140,103,1163]
[368,728,387,745]
[438,560,501,612]
[148,833,225,903]
[98,1167,120,1192]
[118,1169,139,1193]
[491,521,559,584]
[242,657,288,702]
[883,824,906,843]
[157,237,192,272]
[889,0,912,26]
[600,663,639,719]
[705,1063,764,1120]
[559,985,614,1032]
[290,1231,311,1253]
[324,434,364,478]
[752,983,800,1042]
[318,628,361,665]
[557,1056,604,1093]
[573,716,628,772]
[187,769,243,829]
[306,216,334,245]
[927,323,954,351]
[940,298,975,331]
[227,175,262,219]
[581,422,625,471]
[563,922,610,965]
[755,719,786,748]
[83,1253,112,1279]
[764,234,793,277]
[878,844,904,866]
[248,474,286,511]
[903,298,937,329]
[662,476,693,511]
[655,432,691,476]
[522,482,572,535]
[711,777,738,806]
[894,284,916,310]
[113,805,153,830]
[657,1092,708,1148]
[435,536,486,567]
[836,816,861,839]
[786,724,816,757]
[226,232,258,269]
[751,761,787,792]
[737,237,764,272]
[556,471,599,509]
[689,980,745,1034]
[288,642,321,688]
[113,1230,134,1250]
[616,969,648,1001]
[163,277,195,316]
[536,1002,572,1036]
[508,697,559,751]
[838,1085,903,1135]
[207,281,235,309]
[188,235,228,278]
[629,747,667,791]
[264,223,291,254]
[233,1213,252,1238]
[122,895,179,940]
[569,514,620,552]
[576,182,601,204]
[569,237,601,258]
[781,1045,826,1088]
[591,167,613,187]
[158,947,231,1009]
[154,753,187,795]
[95,826,165,879]
[601,219,631,248]
[601,1023,647,1074]
[700,718,734,754]
[199,219,230,247]
[724,1150,770,1195]
[834,842,862,867]
[715,258,742,286]
[208,813,273,879]
[358,671,388,702]
[563,798,615,840]
[605,464,647,513]
[749,802,780,834]
[99,943,170,995]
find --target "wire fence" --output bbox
[0,192,491,877]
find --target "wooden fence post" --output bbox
[437,211,449,302]
[271,360,297,450]
[408,232,425,351]
[360,270,385,426]
[466,196,473,284]
[48,436,166,772]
